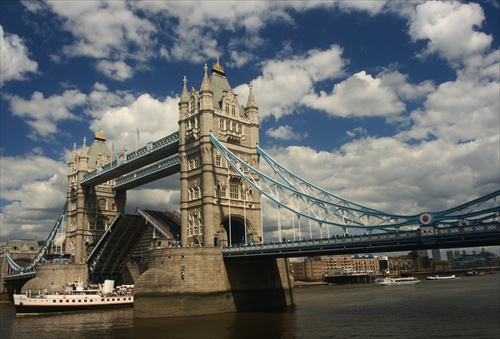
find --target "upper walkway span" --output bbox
[81,131,179,188]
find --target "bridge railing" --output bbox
[223,223,499,253]
[223,230,419,252]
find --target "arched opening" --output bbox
[222,216,248,246]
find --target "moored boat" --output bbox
[426,274,457,280]
[374,276,421,286]
[13,278,133,316]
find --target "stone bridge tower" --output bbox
[178,59,262,247]
[66,132,126,264]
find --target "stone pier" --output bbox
[133,247,294,318]
[19,264,88,294]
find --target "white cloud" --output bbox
[346,127,368,138]
[378,69,435,101]
[127,185,180,214]
[8,90,86,138]
[301,71,406,118]
[20,0,388,80]
[407,1,493,67]
[266,125,304,141]
[88,93,180,153]
[23,1,156,78]
[96,60,134,81]
[234,45,346,120]
[0,154,67,241]
[0,25,38,86]
[400,75,499,143]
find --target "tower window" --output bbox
[98,199,107,210]
[230,183,239,200]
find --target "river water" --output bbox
[1,273,499,339]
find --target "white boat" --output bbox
[374,276,421,286]
[13,278,133,315]
[426,274,457,280]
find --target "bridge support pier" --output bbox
[18,264,88,294]
[133,247,294,318]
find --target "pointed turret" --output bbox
[78,137,88,171]
[200,64,211,92]
[245,82,259,126]
[69,143,77,164]
[179,76,190,122]
[200,64,213,110]
[246,82,258,109]
[180,76,189,103]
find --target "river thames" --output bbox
[1,273,499,339]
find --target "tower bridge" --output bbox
[4,60,500,317]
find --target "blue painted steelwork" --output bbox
[223,223,500,258]
[81,131,179,186]
[2,271,37,282]
[112,155,180,190]
[6,202,67,274]
[210,133,500,233]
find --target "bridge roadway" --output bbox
[222,223,500,258]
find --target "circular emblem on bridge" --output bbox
[420,213,432,225]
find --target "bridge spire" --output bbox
[246,82,257,109]
[180,76,189,103]
[200,63,211,92]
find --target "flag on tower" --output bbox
[137,128,140,139]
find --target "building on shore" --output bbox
[290,254,383,282]
[450,250,499,269]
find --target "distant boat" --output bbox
[374,277,421,286]
[13,278,133,316]
[426,274,457,280]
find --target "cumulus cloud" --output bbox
[20,0,388,80]
[407,1,493,67]
[0,154,67,241]
[399,75,499,143]
[266,125,305,141]
[23,1,156,78]
[234,44,346,120]
[8,90,86,139]
[96,60,134,81]
[301,71,406,118]
[346,127,368,138]
[0,25,38,86]
[88,93,179,153]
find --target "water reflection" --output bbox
[133,309,296,339]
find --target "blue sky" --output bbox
[1,1,499,254]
